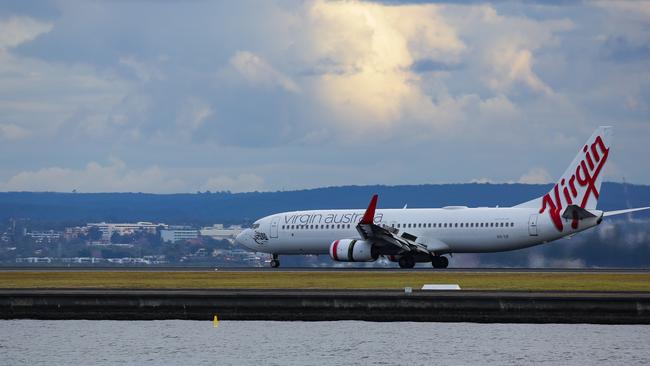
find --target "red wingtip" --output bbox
[360,194,378,225]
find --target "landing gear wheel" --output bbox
[431,256,449,269]
[270,254,280,268]
[398,255,415,269]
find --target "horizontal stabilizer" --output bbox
[603,207,650,217]
[562,205,597,220]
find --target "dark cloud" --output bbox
[411,59,463,73]
[601,35,650,62]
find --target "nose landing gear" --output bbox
[270,253,280,268]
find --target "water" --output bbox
[1,320,649,365]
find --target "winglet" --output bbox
[360,194,378,225]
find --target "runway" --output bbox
[1,266,649,273]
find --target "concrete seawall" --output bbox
[1,289,650,324]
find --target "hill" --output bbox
[1,182,649,226]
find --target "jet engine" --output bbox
[329,239,378,262]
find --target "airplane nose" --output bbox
[235,229,254,250]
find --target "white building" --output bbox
[200,224,243,242]
[25,230,62,243]
[161,229,199,243]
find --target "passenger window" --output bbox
[454,223,458,228]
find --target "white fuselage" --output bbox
[236,206,601,255]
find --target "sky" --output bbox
[0,0,648,193]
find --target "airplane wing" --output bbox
[355,194,432,256]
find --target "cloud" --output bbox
[201,173,265,193]
[0,16,52,50]
[518,167,552,184]
[487,47,553,95]
[0,159,185,193]
[230,51,300,93]
[0,16,133,142]
[0,123,30,140]
[176,97,214,131]
[303,0,465,130]
[119,56,165,82]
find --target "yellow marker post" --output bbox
[213,314,219,328]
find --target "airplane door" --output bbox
[270,217,279,238]
[528,214,538,236]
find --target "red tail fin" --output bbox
[360,194,378,225]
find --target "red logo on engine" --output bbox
[540,135,609,231]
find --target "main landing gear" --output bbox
[431,255,449,269]
[270,254,280,268]
[398,255,416,269]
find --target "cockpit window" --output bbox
[252,223,260,229]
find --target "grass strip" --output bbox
[1,271,649,291]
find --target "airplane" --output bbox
[236,127,650,268]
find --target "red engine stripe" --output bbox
[332,240,340,261]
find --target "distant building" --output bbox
[24,230,61,243]
[87,222,167,242]
[15,257,52,263]
[161,229,200,243]
[64,226,87,240]
[200,224,243,242]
